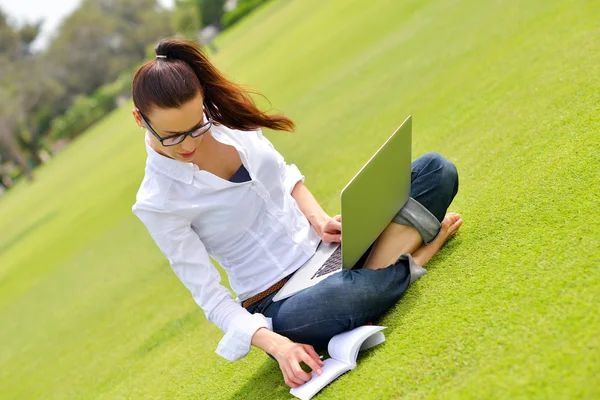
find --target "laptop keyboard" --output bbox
[311,246,342,280]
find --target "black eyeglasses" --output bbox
[137,106,213,147]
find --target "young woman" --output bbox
[131,37,462,388]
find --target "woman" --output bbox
[131,37,462,388]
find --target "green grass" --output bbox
[1,0,599,398]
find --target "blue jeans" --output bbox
[246,152,459,351]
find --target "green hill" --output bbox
[1,0,599,398]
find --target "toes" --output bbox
[449,218,463,235]
[444,213,461,224]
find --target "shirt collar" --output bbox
[145,133,196,185]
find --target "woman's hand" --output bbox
[272,339,324,388]
[251,328,324,388]
[289,182,342,243]
[320,215,342,243]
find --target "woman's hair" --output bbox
[132,37,294,132]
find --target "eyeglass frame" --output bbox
[136,105,214,147]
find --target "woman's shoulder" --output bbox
[132,166,206,221]
[133,168,174,213]
[213,124,264,148]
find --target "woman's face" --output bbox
[132,93,209,162]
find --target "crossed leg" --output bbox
[363,213,463,270]
[363,152,462,271]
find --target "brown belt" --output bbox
[242,276,290,309]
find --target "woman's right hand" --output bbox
[272,339,324,388]
[252,328,324,388]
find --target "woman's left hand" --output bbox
[320,215,341,243]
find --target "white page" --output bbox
[290,358,350,400]
[327,325,386,366]
[359,331,386,351]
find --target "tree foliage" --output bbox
[45,0,172,110]
[0,11,53,180]
[172,0,203,36]
[195,0,226,28]
[221,0,270,30]
[0,0,174,188]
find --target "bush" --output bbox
[222,0,271,30]
[50,73,131,140]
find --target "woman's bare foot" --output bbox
[412,212,463,267]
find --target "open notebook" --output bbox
[290,325,386,400]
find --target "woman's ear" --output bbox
[132,109,144,129]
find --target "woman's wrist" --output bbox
[251,327,291,355]
[307,211,329,238]
[290,182,330,239]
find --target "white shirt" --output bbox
[132,124,321,361]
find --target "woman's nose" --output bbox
[180,135,196,152]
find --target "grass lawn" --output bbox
[1,0,599,398]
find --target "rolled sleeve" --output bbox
[392,197,442,245]
[216,312,272,360]
[255,128,305,193]
[133,203,271,361]
[280,163,305,194]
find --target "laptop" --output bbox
[272,115,413,302]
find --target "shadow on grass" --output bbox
[0,211,58,257]
[228,330,413,400]
[229,357,294,400]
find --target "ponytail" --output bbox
[132,37,294,132]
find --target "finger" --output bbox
[300,354,322,376]
[280,365,298,388]
[284,365,304,387]
[323,219,342,233]
[330,219,342,232]
[284,374,300,389]
[291,363,313,383]
[300,352,324,374]
[302,344,325,367]
[324,233,342,243]
[326,217,341,232]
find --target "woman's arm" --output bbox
[133,203,271,361]
[252,128,341,242]
[136,202,323,387]
[291,181,342,243]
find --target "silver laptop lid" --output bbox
[340,115,412,269]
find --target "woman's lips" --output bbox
[178,149,196,158]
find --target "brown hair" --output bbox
[132,37,294,132]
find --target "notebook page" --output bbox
[327,325,386,366]
[290,358,349,400]
[359,331,385,351]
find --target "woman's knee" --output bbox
[417,152,459,196]
[437,154,459,193]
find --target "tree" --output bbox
[0,0,177,188]
[172,0,203,36]
[195,0,226,29]
[0,67,34,181]
[0,10,43,180]
[45,0,172,110]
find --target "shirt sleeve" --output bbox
[256,128,305,193]
[132,202,272,361]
